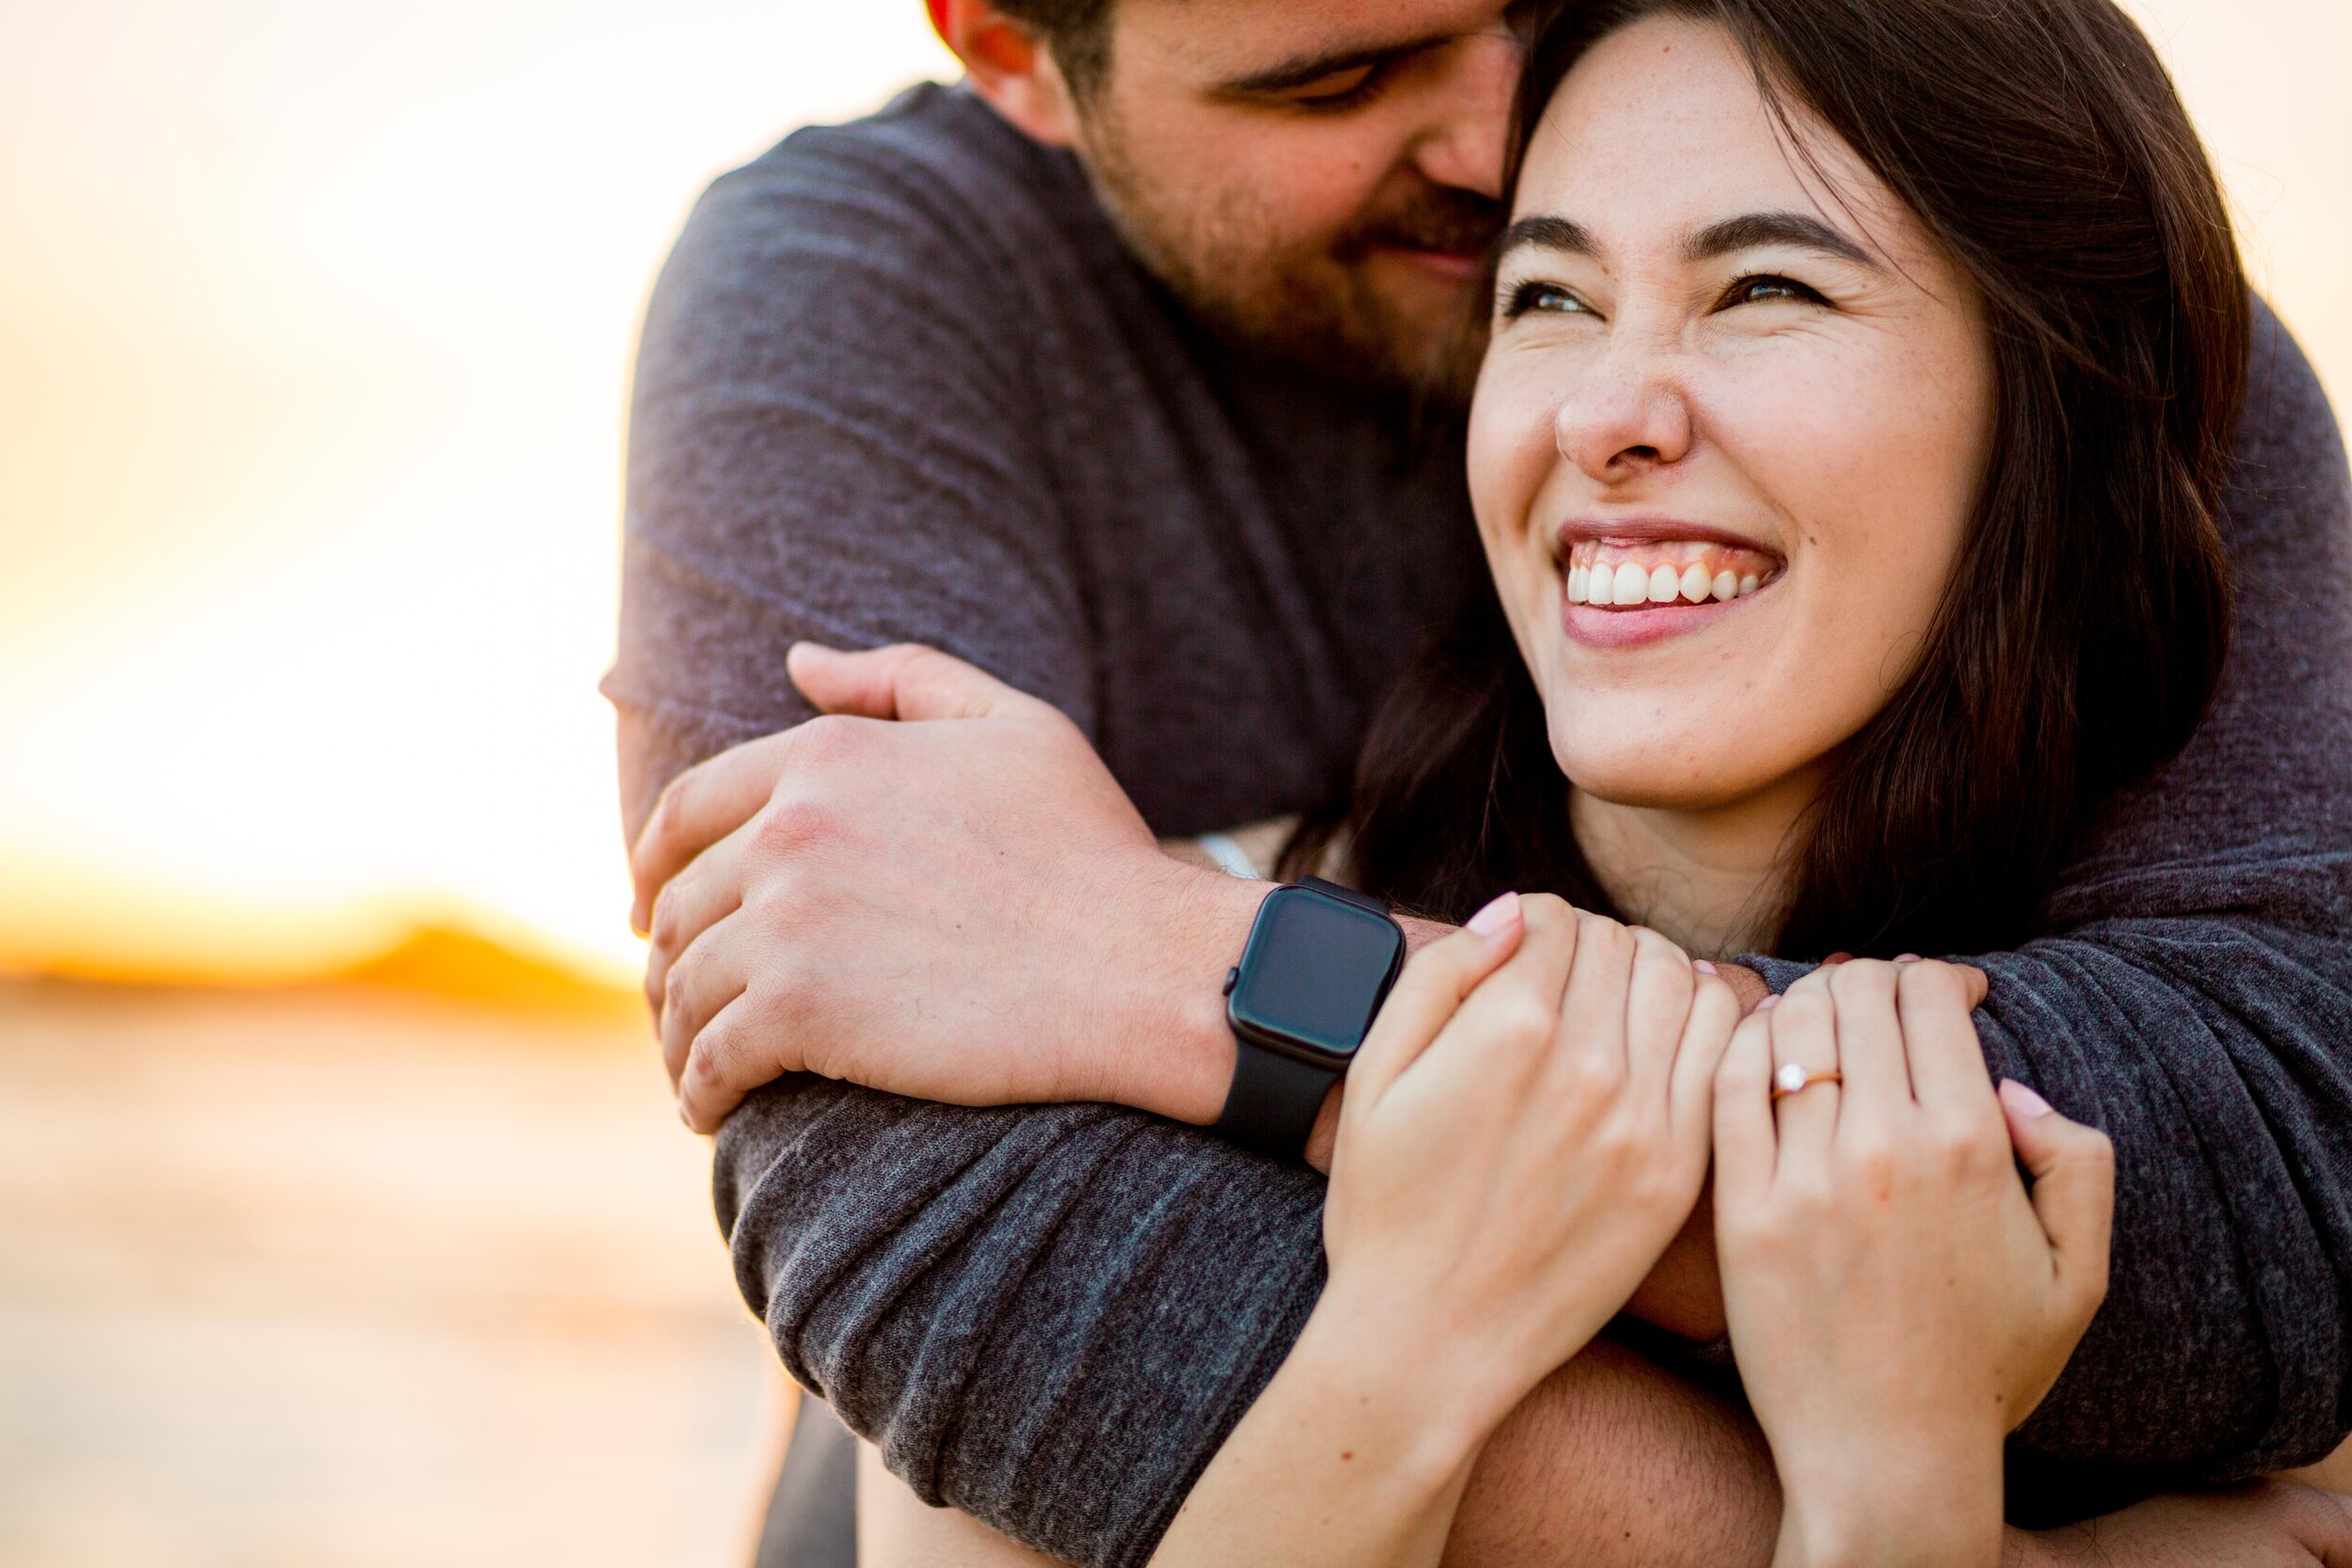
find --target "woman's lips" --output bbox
[1563,592,1758,649]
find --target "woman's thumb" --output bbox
[1346,894,1525,1105]
[1999,1080,2115,1315]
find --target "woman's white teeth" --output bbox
[1564,539,1778,611]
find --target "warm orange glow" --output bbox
[0,0,2342,991]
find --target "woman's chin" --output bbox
[1548,726,1792,816]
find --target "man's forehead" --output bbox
[1118,0,1520,84]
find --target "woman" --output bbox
[1139,0,2178,1555]
[669,0,2327,1557]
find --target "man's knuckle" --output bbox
[648,886,687,949]
[794,713,865,768]
[753,796,833,855]
[661,954,699,1015]
[644,772,691,840]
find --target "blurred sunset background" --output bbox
[0,0,2345,1563]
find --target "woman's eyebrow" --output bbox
[1496,214,1597,261]
[1684,212,1878,268]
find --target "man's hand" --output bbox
[633,642,1264,1133]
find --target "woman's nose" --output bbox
[1551,350,1694,483]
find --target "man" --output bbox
[607,1,2352,1563]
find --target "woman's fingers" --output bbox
[1825,960,1910,1128]
[1999,1080,2117,1332]
[1712,1009,1779,1196]
[1897,959,2004,1129]
[1670,970,1742,1147]
[1767,970,1843,1158]
[1557,911,1638,1069]
[1623,927,1698,1102]
[1344,892,1525,1110]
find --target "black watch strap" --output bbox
[1215,1040,1342,1160]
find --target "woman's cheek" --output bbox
[1467,360,1567,615]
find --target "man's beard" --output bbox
[1085,133,1502,403]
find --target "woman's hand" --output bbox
[1319,893,1742,1441]
[1148,893,1740,1568]
[1712,959,2116,1568]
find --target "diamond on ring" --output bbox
[1774,1062,1809,1095]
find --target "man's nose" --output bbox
[1552,345,1696,483]
[1409,32,1520,199]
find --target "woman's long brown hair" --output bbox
[1292,0,2250,959]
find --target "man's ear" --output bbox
[928,0,1084,147]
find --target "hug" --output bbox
[611,0,2352,1562]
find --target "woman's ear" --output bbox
[929,0,1084,148]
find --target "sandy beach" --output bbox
[0,976,781,1568]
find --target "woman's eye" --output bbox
[1721,275,1826,309]
[1501,280,1590,320]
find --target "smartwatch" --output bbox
[1213,877,1407,1160]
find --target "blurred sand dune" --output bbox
[0,975,779,1568]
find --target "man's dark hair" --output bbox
[993,0,1118,98]
[1297,0,2250,961]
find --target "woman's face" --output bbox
[1470,13,1995,815]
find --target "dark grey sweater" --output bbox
[607,86,2352,1566]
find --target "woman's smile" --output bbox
[1553,516,1785,648]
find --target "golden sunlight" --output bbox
[0,1,954,987]
[0,0,2342,989]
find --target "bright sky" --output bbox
[0,0,2344,986]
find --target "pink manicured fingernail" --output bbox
[1999,1080,2056,1119]
[1692,959,1717,974]
[1756,994,1780,1011]
[1466,892,1521,938]
[1895,953,1922,964]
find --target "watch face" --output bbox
[1228,885,1404,1064]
